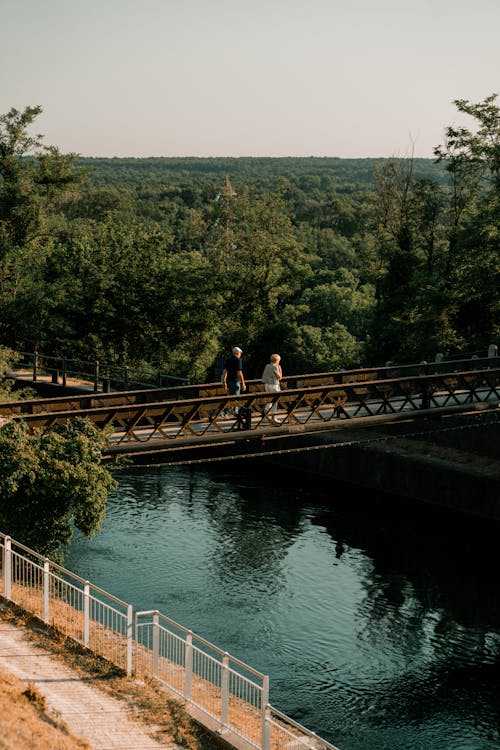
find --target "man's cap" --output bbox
[233,347,243,354]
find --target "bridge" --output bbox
[4,352,500,467]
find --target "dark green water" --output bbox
[66,464,500,750]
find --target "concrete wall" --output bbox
[265,410,500,522]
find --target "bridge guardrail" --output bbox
[9,350,188,392]
[8,348,498,400]
[5,366,500,451]
[0,532,340,750]
[3,354,499,419]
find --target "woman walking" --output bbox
[261,353,282,424]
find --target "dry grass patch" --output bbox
[0,666,90,750]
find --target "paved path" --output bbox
[0,620,178,749]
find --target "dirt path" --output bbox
[0,619,180,750]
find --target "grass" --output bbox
[0,667,90,750]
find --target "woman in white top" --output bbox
[261,353,282,423]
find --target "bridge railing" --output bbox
[6,366,500,446]
[3,352,499,419]
[280,351,499,391]
[9,350,188,392]
[0,532,340,750]
[9,347,498,399]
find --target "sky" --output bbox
[1,0,499,159]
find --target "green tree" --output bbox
[153,249,222,381]
[275,318,363,373]
[0,106,82,347]
[299,268,375,335]
[205,182,308,356]
[434,94,500,344]
[367,155,458,361]
[0,417,118,562]
[0,106,81,255]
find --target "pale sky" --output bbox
[1,0,499,158]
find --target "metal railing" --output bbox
[136,610,269,747]
[7,366,500,452]
[0,532,340,750]
[10,350,188,392]
[4,350,498,418]
[0,534,133,673]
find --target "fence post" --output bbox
[420,385,431,410]
[185,630,193,700]
[262,702,271,750]
[94,361,100,392]
[152,611,160,678]
[126,604,133,677]
[123,366,129,390]
[261,675,270,750]
[221,653,229,727]
[83,582,90,647]
[43,559,50,624]
[4,536,12,600]
[33,351,38,382]
[62,357,67,387]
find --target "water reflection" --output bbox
[66,463,500,750]
[311,492,500,748]
[314,496,500,644]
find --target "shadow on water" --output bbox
[308,473,500,631]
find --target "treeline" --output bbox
[0,97,498,382]
[78,155,447,191]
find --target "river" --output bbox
[66,462,500,750]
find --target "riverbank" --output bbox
[0,600,213,750]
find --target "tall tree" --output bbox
[0,106,81,253]
[367,95,500,362]
[434,94,500,344]
[205,181,307,360]
[0,106,82,346]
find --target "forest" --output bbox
[0,96,498,383]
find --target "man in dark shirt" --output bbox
[222,347,246,395]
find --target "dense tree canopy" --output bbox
[0,97,498,379]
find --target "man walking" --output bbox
[222,347,246,395]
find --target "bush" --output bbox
[0,417,118,562]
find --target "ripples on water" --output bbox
[66,464,500,750]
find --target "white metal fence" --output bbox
[0,532,341,750]
[0,534,133,673]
